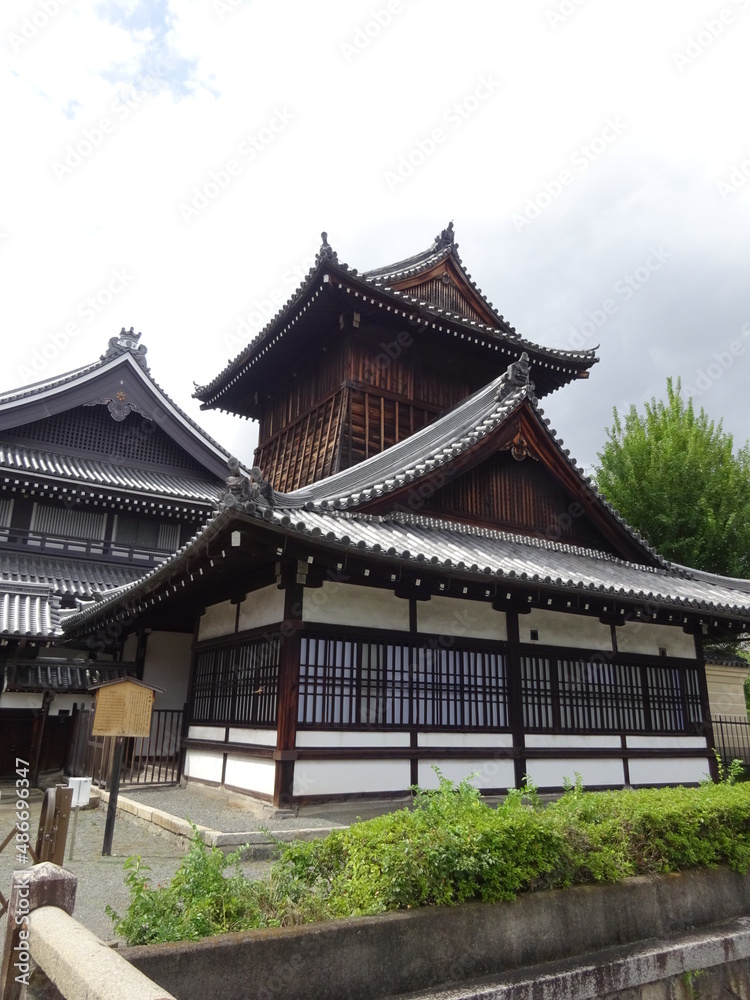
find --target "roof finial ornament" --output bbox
[316,231,339,265]
[434,220,455,250]
[220,458,275,511]
[100,327,149,370]
[507,351,531,388]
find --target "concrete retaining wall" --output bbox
[123,866,750,1000]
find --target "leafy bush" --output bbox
[110,775,750,945]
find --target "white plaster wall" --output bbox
[224,755,275,796]
[237,584,285,632]
[626,735,708,750]
[197,600,236,641]
[0,692,43,710]
[417,597,507,641]
[617,621,696,659]
[418,732,514,748]
[628,756,709,786]
[296,731,410,748]
[523,609,613,651]
[228,728,277,746]
[143,630,191,709]
[302,582,410,631]
[418,758,515,790]
[188,725,226,742]
[705,663,749,717]
[293,759,411,796]
[526,757,625,789]
[0,691,91,714]
[184,749,223,784]
[525,734,622,749]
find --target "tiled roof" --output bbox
[194,230,596,406]
[62,496,750,636]
[278,356,663,566]
[4,658,137,692]
[362,222,512,332]
[282,363,533,509]
[0,552,145,599]
[0,583,60,638]
[0,331,234,471]
[0,443,221,504]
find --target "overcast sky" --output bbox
[3,0,749,474]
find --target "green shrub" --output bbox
[110,776,750,945]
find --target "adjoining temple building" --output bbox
[62,226,750,806]
[0,329,234,776]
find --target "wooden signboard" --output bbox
[92,678,155,737]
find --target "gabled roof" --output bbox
[60,498,750,640]
[0,330,233,491]
[0,582,60,639]
[62,361,750,639]
[194,228,597,414]
[363,221,509,329]
[278,353,663,568]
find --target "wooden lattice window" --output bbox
[297,636,508,730]
[30,502,106,541]
[191,636,281,726]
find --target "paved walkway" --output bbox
[0,779,411,943]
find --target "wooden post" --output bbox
[273,566,303,809]
[505,611,527,790]
[0,863,77,1000]
[102,737,124,856]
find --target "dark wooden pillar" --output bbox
[505,611,526,790]
[273,564,303,808]
[694,630,718,782]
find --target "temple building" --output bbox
[0,330,233,776]
[60,226,750,805]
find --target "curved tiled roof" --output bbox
[61,498,750,638]
[0,552,146,600]
[0,331,235,471]
[0,582,61,638]
[194,229,597,407]
[0,443,221,505]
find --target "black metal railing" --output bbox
[711,715,750,768]
[70,708,184,787]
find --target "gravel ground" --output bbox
[120,782,414,832]
[1,780,412,943]
[0,785,273,943]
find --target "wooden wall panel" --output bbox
[422,451,615,551]
[255,391,345,492]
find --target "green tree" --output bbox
[595,378,750,578]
